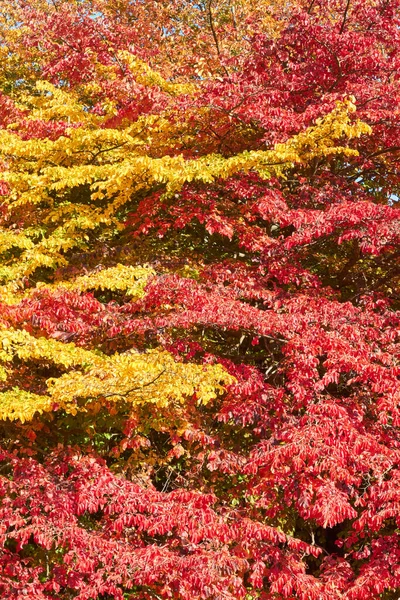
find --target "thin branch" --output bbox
[91,142,128,162]
[101,369,166,399]
[339,0,351,34]
[314,39,343,92]
[365,146,400,160]
[307,0,317,14]
[207,0,229,77]
[207,0,221,56]
[230,4,237,29]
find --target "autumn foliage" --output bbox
[0,0,400,598]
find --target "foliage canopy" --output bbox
[0,0,400,598]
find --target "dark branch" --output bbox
[339,0,351,34]
[307,0,317,14]
[101,369,167,399]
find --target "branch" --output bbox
[230,4,237,29]
[365,146,400,160]
[307,0,317,14]
[91,142,128,162]
[207,0,229,77]
[339,0,351,34]
[314,39,343,92]
[207,0,221,56]
[101,369,166,399]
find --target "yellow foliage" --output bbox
[0,328,104,369]
[49,350,233,414]
[0,327,234,422]
[37,264,155,298]
[119,52,197,96]
[22,81,98,125]
[0,264,154,305]
[0,229,35,254]
[0,388,52,423]
[0,64,371,427]
[0,94,370,282]
[0,2,373,434]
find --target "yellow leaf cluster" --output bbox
[0,86,371,301]
[0,328,104,369]
[36,264,155,298]
[22,81,96,125]
[119,52,197,96]
[49,350,233,414]
[0,229,34,254]
[0,328,234,422]
[0,388,52,424]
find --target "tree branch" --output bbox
[101,369,166,399]
[365,146,400,160]
[207,0,230,77]
[207,0,221,56]
[339,0,351,34]
[307,0,317,15]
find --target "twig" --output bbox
[339,0,351,34]
[207,0,221,56]
[307,0,317,14]
[101,368,166,398]
[207,0,230,77]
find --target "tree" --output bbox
[0,0,399,598]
